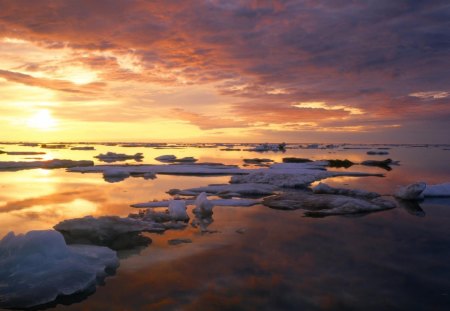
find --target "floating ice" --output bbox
[248,143,286,152]
[0,230,119,309]
[263,191,396,216]
[313,183,380,199]
[168,183,277,197]
[95,152,143,163]
[154,155,197,163]
[168,200,189,221]
[68,163,249,176]
[367,151,389,155]
[395,182,427,200]
[0,159,94,171]
[71,146,95,150]
[231,162,382,188]
[155,154,177,162]
[131,198,259,208]
[54,216,165,250]
[193,192,214,216]
[423,182,450,197]
[0,150,46,155]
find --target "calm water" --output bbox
[1,143,449,310]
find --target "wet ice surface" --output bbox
[0,143,450,310]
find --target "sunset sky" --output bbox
[0,0,448,143]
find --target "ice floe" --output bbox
[71,146,95,150]
[247,143,286,152]
[168,200,189,221]
[95,152,144,163]
[0,230,119,309]
[168,183,277,197]
[395,182,450,200]
[263,191,396,216]
[231,162,382,188]
[68,163,249,176]
[313,183,380,199]
[192,192,214,216]
[54,216,165,250]
[0,159,94,171]
[367,151,389,155]
[131,198,259,208]
[0,150,46,155]
[395,182,427,200]
[423,182,450,197]
[154,155,198,163]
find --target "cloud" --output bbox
[0,69,105,93]
[0,0,448,141]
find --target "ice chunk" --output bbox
[95,152,143,163]
[0,159,93,171]
[367,151,389,155]
[155,154,177,162]
[169,183,277,197]
[313,182,380,199]
[168,200,189,221]
[0,151,46,155]
[394,182,426,200]
[70,146,95,150]
[193,192,214,216]
[263,191,396,216]
[0,230,119,309]
[54,216,165,250]
[423,182,450,197]
[154,155,197,163]
[131,198,259,208]
[231,163,382,188]
[68,163,249,176]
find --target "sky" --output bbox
[0,0,449,143]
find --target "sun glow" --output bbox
[27,109,58,131]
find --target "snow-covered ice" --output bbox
[0,230,119,309]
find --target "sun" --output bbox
[27,109,58,130]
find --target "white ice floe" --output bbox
[131,198,259,208]
[168,200,189,221]
[95,152,143,162]
[423,182,450,197]
[0,230,119,309]
[0,159,93,171]
[54,216,165,248]
[169,183,277,197]
[394,182,427,200]
[313,183,380,199]
[193,192,214,215]
[263,191,396,216]
[68,163,249,176]
[231,162,381,188]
